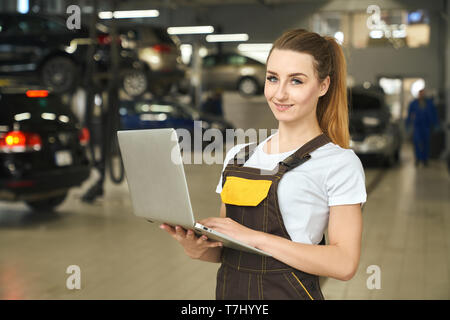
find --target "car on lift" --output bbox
[184,53,266,96]
[0,13,95,94]
[0,88,91,211]
[0,13,147,96]
[114,24,187,98]
[348,86,402,166]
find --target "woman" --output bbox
[161,29,367,300]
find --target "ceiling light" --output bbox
[237,43,272,51]
[167,26,214,35]
[206,33,249,42]
[99,10,159,19]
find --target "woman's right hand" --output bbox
[160,224,223,259]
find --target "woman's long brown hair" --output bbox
[267,29,350,149]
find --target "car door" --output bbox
[221,54,247,88]
[0,15,19,75]
[0,15,48,75]
[201,55,221,90]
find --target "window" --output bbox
[227,55,247,66]
[311,12,350,45]
[9,17,46,35]
[352,7,430,48]
[203,56,217,68]
[45,19,68,33]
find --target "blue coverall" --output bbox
[405,97,439,164]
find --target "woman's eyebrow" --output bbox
[267,70,308,78]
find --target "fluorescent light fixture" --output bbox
[17,0,29,14]
[99,10,159,19]
[99,11,113,19]
[41,113,56,121]
[14,112,31,122]
[206,34,249,42]
[238,43,272,51]
[167,26,214,35]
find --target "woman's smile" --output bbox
[273,101,294,111]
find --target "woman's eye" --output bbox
[292,78,303,85]
[266,76,277,82]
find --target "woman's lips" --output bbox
[273,102,293,111]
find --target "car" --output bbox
[0,13,146,96]
[115,24,186,97]
[184,53,266,96]
[348,86,402,166]
[0,88,91,211]
[0,13,96,94]
[118,96,234,148]
[204,53,265,96]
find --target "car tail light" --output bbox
[26,90,48,98]
[0,131,42,153]
[78,127,90,146]
[152,44,172,53]
[97,34,121,45]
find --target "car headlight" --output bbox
[362,116,380,126]
[365,134,389,150]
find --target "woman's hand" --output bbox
[160,224,223,260]
[199,217,262,248]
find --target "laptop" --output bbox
[117,128,271,257]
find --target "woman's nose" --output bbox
[274,82,288,101]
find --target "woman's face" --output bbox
[264,49,329,125]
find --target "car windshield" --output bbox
[0,94,73,123]
[350,93,383,111]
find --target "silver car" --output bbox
[200,53,266,96]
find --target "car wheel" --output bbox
[122,69,148,98]
[238,77,259,96]
[26,192,68,212]
[41,56,77,93]
[150,81,173,97]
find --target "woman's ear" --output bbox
[319,76,330,97]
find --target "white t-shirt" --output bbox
[215,131,367,245]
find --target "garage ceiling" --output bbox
[116,0,321,9]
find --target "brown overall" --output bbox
[216,133,331,300]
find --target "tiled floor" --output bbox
[0,92,448,299]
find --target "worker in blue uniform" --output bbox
[405,89,439,167]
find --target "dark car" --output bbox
[119,96,234,147]
[348,86,402,166]
[0,88,91,211]
[0,13,96,93]
[0,13,146,96]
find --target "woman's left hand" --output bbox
[199,217,262,248]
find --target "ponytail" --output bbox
[317,36,349,149]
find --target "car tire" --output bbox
[26,192,68,212]
[41,56,77,94]
[238,77,259,96]
[150,82,173,98]
[122,69,148,98]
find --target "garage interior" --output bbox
[0,0,449,300]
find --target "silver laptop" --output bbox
[117,128,271,257]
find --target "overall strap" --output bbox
[278,133,331,174]
[231,142,257,166]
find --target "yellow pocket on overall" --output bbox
[221,176,272,206]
